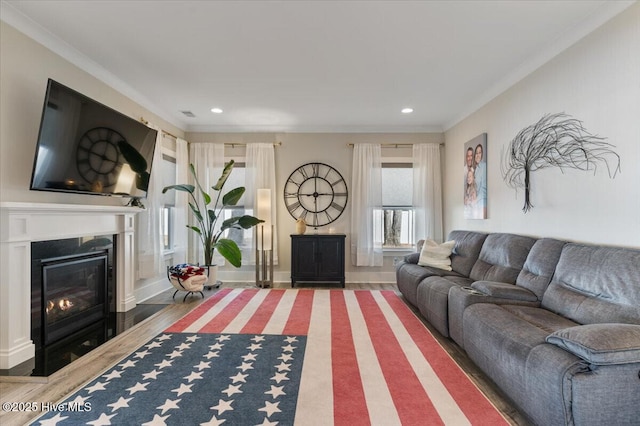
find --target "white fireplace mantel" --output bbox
[0,202,139,370]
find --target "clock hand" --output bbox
[89,152,117,163]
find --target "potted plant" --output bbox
[162,160,263,281]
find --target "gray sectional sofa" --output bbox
[395,230,640,425]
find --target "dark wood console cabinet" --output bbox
[290,234,346,287]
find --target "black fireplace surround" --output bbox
[31,235,116,374]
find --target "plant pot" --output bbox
[204,264,219,287]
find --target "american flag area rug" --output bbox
[32,289,509,426]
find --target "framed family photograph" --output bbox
[464,133,487,219]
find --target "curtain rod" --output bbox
[139,117,180,140]
[347,142,444,148]
[225,142,282,148]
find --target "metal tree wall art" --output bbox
[501,113,620,213]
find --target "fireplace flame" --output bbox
[58,298,73,311]
[46,298,75,315]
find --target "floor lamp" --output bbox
[255,188,273,288]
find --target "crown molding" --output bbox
[184,123,443,134]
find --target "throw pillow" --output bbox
[418,239,455,271]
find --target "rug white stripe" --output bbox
[294,290,334,425]
[262,288,299,334]
[222,288,270,333]
[181,287,244,333]
[344,290,402,426]
[372,291,471,425]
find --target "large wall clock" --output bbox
[76,127,124,188]
[284,162,348,227]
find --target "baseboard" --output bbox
[217,270,397,285]
[135,276,170,303]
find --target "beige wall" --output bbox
[186,132,443,282]
[443,3,640,248]
[0,21,183,205]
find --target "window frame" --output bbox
[381,160,415,251]
[160,143,177,254]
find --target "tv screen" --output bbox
[30,79,158,199]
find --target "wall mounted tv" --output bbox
[30,79,158,199]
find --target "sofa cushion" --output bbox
[395,262,462,307]
[542,243,640,324]
[469,233,536,283]
[546,324,640,365]
[471,281,538,302]
[447,230,488,276]
[516,238,566,299]
[418,239,455,270]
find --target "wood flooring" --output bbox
[0,282,529,425]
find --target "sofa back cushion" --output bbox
[447,230,488,277]
[469,233,537,283]
[542,243,640,324]
[516,238,566,300]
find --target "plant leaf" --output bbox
[214,238,242,267]
[162,184,195,194]
[212,160,235,191]
[220,216,240,232]
[187,225,202,235]
[189,163,211,205]
[189,202,203,222]
[118,140,147,173]
[237,215,265,229]
[136,171,150,192]
[222,187,245,206]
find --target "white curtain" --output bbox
[189,143,225,264]
[173,137,189,262]
[413,143,443,243]
[351,143,383,266]
[245,143,278,264]
[138,124,165,278]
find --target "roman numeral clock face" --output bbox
[284,162,348,227]
[75,127,124,188]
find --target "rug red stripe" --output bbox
[381,291,509,425]
[282,289,314,335]
[355,291,444,425]
[197,288,260,333]
[164,288,234,332]
[239,289,285,334]
[330,291,371,425]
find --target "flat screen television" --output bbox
[30,79,158,199]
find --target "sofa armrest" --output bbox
[403,252,420,264]
[546,323,640,365]
[471,280,538,302]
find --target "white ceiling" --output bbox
[1,1,634,133]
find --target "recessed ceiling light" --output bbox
[401,108,414,114]
[211,108,223,114]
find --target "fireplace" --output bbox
[31,236,115,351]
[0,202,138,372]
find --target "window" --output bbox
[381,163,414,249]
[219,162,251,250]
[159,151,176,251]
